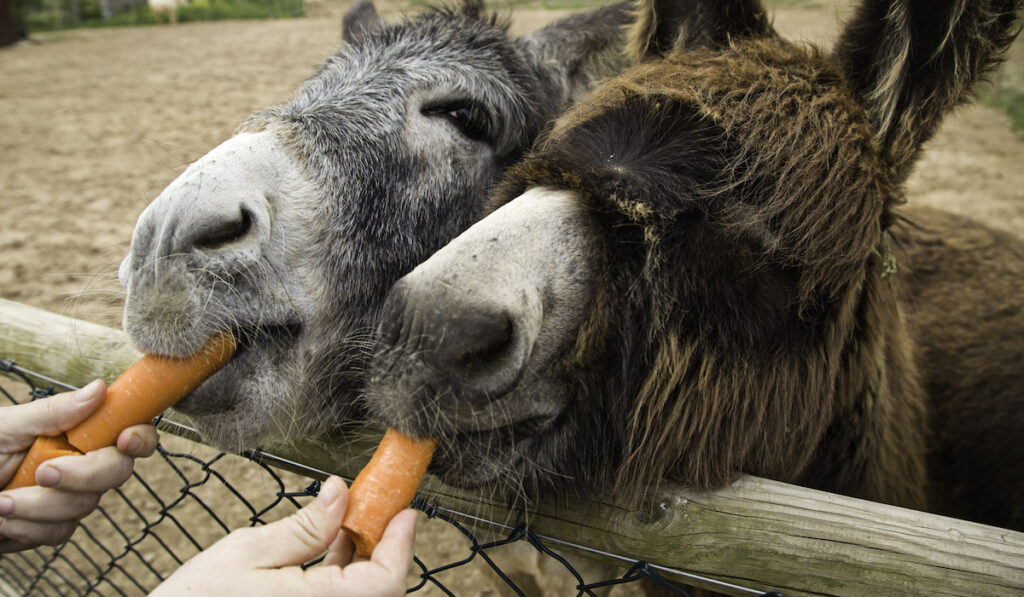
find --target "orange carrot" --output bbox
[342,428,436,557]
[1,331,236,493]
[3,436,80,491]
[67,331,236,452]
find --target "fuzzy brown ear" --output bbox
[834,0,1023,178]
[628,0,772,61]
[342,0,383,44]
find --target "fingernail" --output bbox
[315,477,342,506]
[75,380,102,403]
[37,465,62,487]
[123,433,142,453]
[0,495,13,516]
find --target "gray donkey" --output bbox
[117,0,630,450]
[366,0,1024,533]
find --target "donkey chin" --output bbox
[366,357,578,491]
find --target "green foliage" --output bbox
[408,0,602,9]
[175,0,303,23]
[986,89,1024,138]
[981,52,1024,140]
[17,0,302,33]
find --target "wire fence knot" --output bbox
[30,385,55,399]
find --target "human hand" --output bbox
[151,476,417,597]
[0,380,159,552]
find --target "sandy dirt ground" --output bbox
[1,0,1023,595]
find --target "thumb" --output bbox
[370,508,418,574]
[245,476,349,569]
[0,381,105,451]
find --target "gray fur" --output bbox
[119,0,629,450]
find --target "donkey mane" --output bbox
[528,41,890,305]
[626,0,772,58]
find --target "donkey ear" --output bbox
[834,0,1023,177]
[456,0,486,20]
[342,0,384,44]
[515,1,632,107]
[628,0,773,61]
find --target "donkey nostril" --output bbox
[195,209,253,251]
[460,317,516,372]
[457,315,514,374]
[439,309,524,395]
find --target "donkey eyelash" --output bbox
[422,100,494,144]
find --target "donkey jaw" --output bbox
[173,321,302,416]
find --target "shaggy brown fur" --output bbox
[894,206,1024,528]
[486,0,1024,527]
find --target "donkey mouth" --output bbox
[229,321,303,361]
[173,321,302,416]
[423,411,558,484]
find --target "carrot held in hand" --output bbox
[67,331,236,452]
[342,428,436,557]
[3,436,80,491]
[1,331,236,492]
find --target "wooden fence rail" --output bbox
[2,297,1023,596]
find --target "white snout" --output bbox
[402,186,597,380]
[119,131,293,286]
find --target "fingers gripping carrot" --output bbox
[3,436,80,491]
[2,332,236,493]
[342,428,436,557]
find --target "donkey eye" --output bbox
[423,101,493,144]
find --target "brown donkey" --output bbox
[366,0,1024,532]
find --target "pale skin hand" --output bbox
[0,380,159,553]
[151,476,417,597]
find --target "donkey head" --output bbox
[118,0,629,450]
[366,0,1022,500]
